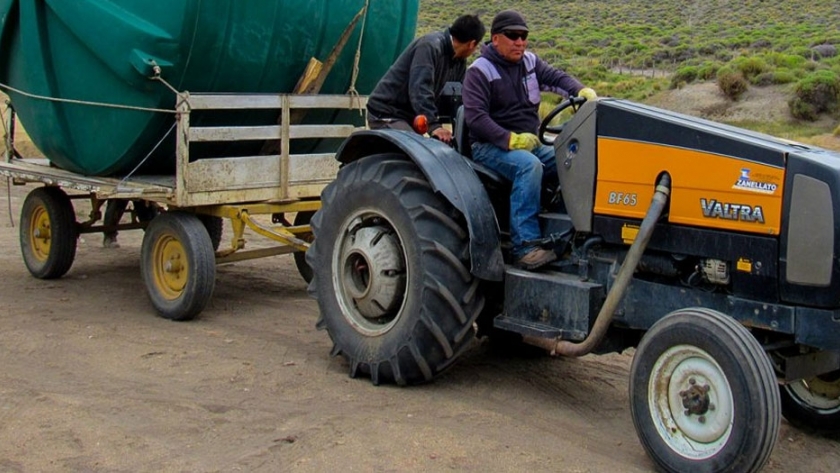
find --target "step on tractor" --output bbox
[306,96,840,472]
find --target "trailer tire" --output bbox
[293,211,314,284]
[780,371,840,434]
[20,187,78,279]
[198,215,224,252]
[629,308,779,473]
[141,212,216,321]
[308,153,483,385]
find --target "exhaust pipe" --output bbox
[523,174,671,357]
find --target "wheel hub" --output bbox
[341,225,405,320]
[335,214,407,336]
[30,207,52,261]
[650,344,734,459]
[153,235,188,299]
[680,379,712,417]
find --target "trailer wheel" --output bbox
[19,187,78,279]
[198,215,224,251]
[308,153,483,385]
[141,212,216,321]
[780,370,840,434]
[629,308,779,473]
[292,211,314,284]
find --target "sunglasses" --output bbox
[502,30,528,41]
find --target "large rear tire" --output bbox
[307,153,483,385]
[629,308,780,473]
[141,212,216,321]
[780,370,840,434]
[19,187,78,279]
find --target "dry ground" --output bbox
[2,177,839,472]
[2,90,840,472]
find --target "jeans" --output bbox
[471,142,558,258]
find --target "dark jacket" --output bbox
[366,28,465,132]
[463,44,584,149]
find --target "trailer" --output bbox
[2,92,367,320]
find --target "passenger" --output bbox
[462,10,597,270]
[366,14,486,144]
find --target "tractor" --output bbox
[305,96,840,472]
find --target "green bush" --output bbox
[697,62,722,81]
[772,69,799,84]
[717,67,749,100]
[670,65,699,89]
[789,70,840,120]
[734,56,769,80]
[765,52,807,69]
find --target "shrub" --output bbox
[734,56,769,80]
[697,61,721,80]
[788,70,840,120]
[765,52,807,69]
[772,69,798,84]
[670,65,699,89]
[812,44,838,59]
[717,67,749,100]
[715,49,734,62]
[834,124,840,136]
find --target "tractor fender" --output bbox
[335,130,504,281]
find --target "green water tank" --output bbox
[0,0,418,176]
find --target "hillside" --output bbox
[419,0,840,148]
[419,0,839,73]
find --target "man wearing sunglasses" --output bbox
[367,14,486,144]
[462,10,597,270]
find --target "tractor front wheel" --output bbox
[630,308,779,473]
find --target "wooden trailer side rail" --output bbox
[174,93,367,207]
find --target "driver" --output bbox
[462,10,596,270]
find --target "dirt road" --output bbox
[1,176,839,472]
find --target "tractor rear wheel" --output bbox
[780,370,840,434]
[19,187,78,279]
[630,308,779,473]
[307,153,483,385]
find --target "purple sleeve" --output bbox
[535,57,584,97]
[462,67,510,150]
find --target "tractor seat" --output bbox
[453,106,508,188]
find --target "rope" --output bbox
[2,99,17,226]
[0,81,178,114]
[347,0,370,116]
[1,69,184,191]
[116,121,177,191]
[4,176,12,228]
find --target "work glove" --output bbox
[577,87,598,101]
[509,132,540,151]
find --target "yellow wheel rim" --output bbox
[152,234,189,300]
[29,205,52,262]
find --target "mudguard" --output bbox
[335,129,504,281]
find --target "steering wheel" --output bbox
[538,96,588,146]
